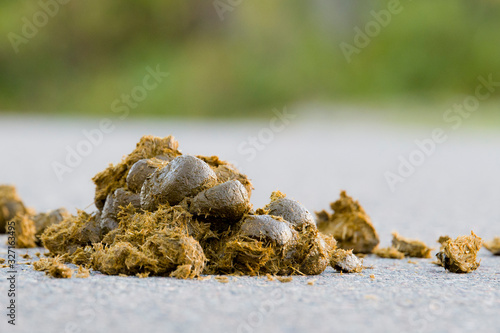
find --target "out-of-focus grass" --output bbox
[0,1,499,118]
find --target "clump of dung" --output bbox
[210,192,336,276]
[373,246,405,259]
[391,232,432,258]
[483,237,500,256]
[33,257,73,278]
[436,231,482,273]
[0,185,27,233]
[330,249,363,273]
[41,136,337,279]
[316,191,379,254]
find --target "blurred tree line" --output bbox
[0,0,499,117]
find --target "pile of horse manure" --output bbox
[330,249,363,273]
[373,246,405,259]
[436,231,482,273]
[484,237,500,255]
[0,185,27,233]
[391,232,432,258]
[316,191,379,254]
[40,135,336,279]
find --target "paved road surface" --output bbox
[0,110,499,333]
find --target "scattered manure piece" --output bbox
[141,155,218,211]
[392,232,432,258]
[330,249,363,273]
[374,247,405,259]
[436,231,482,273]
[307,279,316,286]
[265,191,315,227]
[100,188,141,234]
[277,276,293,283]
[189,180,251,221]
[33,257,72,278]
[316,191,379,254]
[483,237,500,255]
[126,158,168,193]
[0,185,27,233]
[92,135,181,210]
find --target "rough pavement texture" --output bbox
[0,112,499,333]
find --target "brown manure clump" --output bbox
[483,237,500,255]
[0,185,27,233]
[330,249,363,273]
[33,257,73,278]
[373,246,405,259]
[391,232,432,258]
[316,191,379,254]
[436,231,482,273]
[41,136,335,279]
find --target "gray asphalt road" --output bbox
[0,110,499,333]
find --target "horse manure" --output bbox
[316,191,379,254]
[484,237,500,255]
[265,191,315,227]
[391,232,432,258]
[33,257,72,278]
[189,180,251,221]
[373,247,405,259]
[330,249,363,273]
[140,155,218,211]
[435,231,482,273]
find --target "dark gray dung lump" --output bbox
[239,215,295,246]
[190,180,251,221]
[267,197,315,227]
[140,155,218,211]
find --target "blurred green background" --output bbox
[1,0,499,118]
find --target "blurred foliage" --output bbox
[0,0,499,117]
